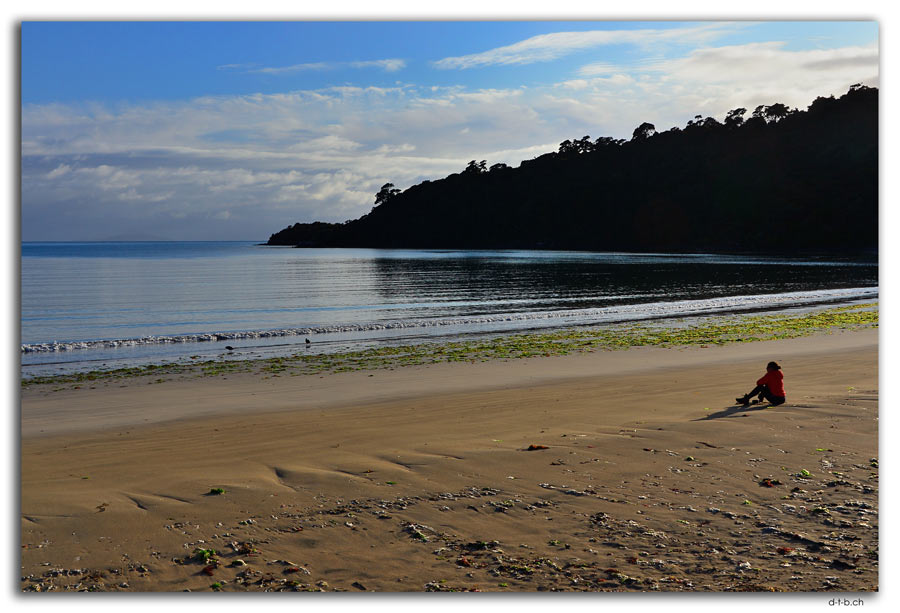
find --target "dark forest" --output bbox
[267,85,877,255]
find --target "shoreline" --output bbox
[20,302,878,390]
[22,327,877,439]
[21,328,878,592]
[21,286,878,356]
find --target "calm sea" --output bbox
[20,242,878,378]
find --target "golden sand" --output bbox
[21,329,878,592]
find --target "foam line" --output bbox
[21,287,877,353]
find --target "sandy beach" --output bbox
[20,328,878,592]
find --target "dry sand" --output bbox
[20,328,878,592]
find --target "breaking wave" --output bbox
[21,286,877,354]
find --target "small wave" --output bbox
[21,287,877,354]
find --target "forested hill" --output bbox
[268,85,877,254]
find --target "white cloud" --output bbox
[350,59,406,72]
[628,40,879,117]
[576,62,620,76]
[74,165,143,191]
[248,62,331,74]
[216,63,258,71]
[46,164,71,179]
[374,143,416,154]
[21,35,879,240]
[233,59,407,75]
[433,23,744,69]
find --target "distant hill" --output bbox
[268,85,877,255]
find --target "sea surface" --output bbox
[20,242,878,379]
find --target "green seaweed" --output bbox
[22,303,877,389]
[192,548,217,563]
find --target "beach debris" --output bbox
[796,469,812,478]
[564,489,593,497]
[424,581,480,592]
[759,478,782,488]
[464,540,500,551]
[351,581,367,591]
[96,503,109,513]
[404,523,430,542]
[206,488,226,496]
[22,404,880,593]
[231,542,258,556]
[192,548,217,564]
[527,444,550,451]
[829,559,857,571]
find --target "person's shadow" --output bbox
[693,402,777,421]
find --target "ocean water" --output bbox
[20,242,878,378]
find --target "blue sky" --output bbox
[21,19,879,241]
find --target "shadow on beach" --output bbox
[694,403,784,421]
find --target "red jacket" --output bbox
[757,369,785,397]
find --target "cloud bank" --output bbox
[22,36,878,241]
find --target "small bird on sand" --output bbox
[305,338,311,345]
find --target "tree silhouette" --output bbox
[464,160,487,174]
[374,183,401,207]
[268,85,877,256]
[725,108,747,127]
[631,122,656,141]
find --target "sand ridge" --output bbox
[21,329,878,592]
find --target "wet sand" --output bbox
[20,328,878,592]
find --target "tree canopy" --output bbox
[268,85,877,255]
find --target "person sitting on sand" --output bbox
[735,361,786,406]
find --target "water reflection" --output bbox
[370,251,877,318]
